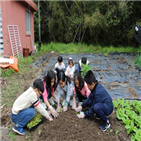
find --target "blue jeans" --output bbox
[11,108,35,128]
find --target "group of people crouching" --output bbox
[11,56,113,135]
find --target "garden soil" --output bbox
[1,51,140,141]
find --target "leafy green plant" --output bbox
[81,64,92,78]
[38,129,42,135]
[75,112,79,115]
[8,132,15,141]
[115,129,119,135]
[59,108,62,113]
[135,53,141,68]
[27,114,41,129]
[113,99,141,140]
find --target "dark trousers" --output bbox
[86,99,108,123]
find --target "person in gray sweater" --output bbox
[56,71,73,112]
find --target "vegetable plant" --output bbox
[113,99,141,140]
[27,114,41,129]
[81,64,92,78]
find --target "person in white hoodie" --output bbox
[11,79,53,136]
[65,57,75,80]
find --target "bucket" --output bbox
[23,48,29,57]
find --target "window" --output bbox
[26,11,31,33]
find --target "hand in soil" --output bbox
[72,103,76,110]
[49,106,59,118]
[56,105,61,112]
[77,111,85,119]
[47,116,53,121]
[75,106,82,112]
[63,106,67,112]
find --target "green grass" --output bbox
[1,42,141,79]
[35,42,141,55]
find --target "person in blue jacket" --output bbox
[75,70,113,131]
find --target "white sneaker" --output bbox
[41,102,47,109]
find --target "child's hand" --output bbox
[77,111,85,119]
[48,116,53,121]
[63,106,67,112]
[75,106,82,112]
[56,105,61,112]
[72,103,76,110]
[49,105,59,118]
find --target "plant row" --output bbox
[113,99,141,141]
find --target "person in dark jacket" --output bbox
[75,70,113,131]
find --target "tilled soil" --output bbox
[32,107,131,141]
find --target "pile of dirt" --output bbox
[32,107,131,141]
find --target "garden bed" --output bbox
[1,51,140,141]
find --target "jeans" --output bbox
[11,108,35,128]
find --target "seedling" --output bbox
[38,129,42,135]
[115,129,119,135]
[27,114,42,129]
[75,112,79,115]
[8,132,15,141]
[59,108,62,113]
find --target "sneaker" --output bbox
[99,120,110,131]
[12,125,26,135]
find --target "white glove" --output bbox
[72,102,76,110]
[47,116,53,121]
[49,105,59,118]
[63,106,67,112]
[77,111,85,119]
[75,106,82,112]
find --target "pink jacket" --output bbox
[73,82,90,98]
[42,80,54,102]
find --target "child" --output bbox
[56,71,73,112]
[54,56,65,77]
[41,70,59,118]
[72,72,91,109]
[76,70,113,131]
[77,57,89,73]
[11,79,52,136]
[65,57,75,79]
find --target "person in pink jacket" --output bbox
[72,72,91,109]
[40,70,59,118]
